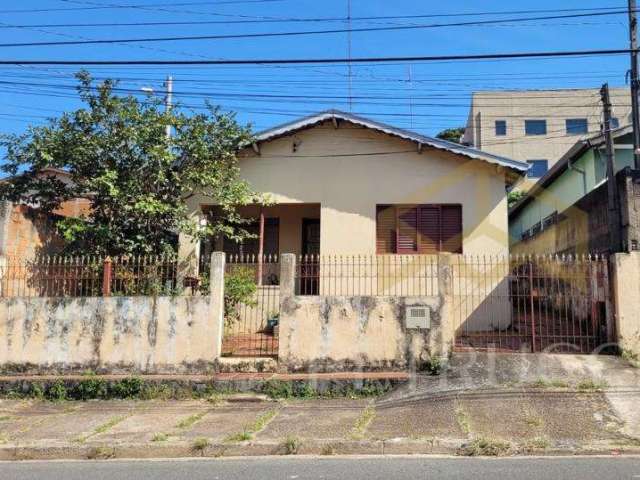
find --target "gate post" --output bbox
[437,253,455,357]
[529,258,537,353]
[280,253,296,298]
[210,252,226,359]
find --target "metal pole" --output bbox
[257,208,265,286]
[164,75,173,139]
[601,83,622,253]
[628,0,640,167]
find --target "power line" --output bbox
[0,48,634,65]
[0,10,633,48]
[0,0,283,13]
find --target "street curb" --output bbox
[2,440,639,461]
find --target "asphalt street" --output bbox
[2,456,640,480]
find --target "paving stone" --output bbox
[368,398,465,440]
[257,399,370,441]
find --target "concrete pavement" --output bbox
[3,456,640,480]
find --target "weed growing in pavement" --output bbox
[350,405,376,440]
[224,409,279,443]
[281,436,301,455]
[455,404,471,435]
[576,379,608,392]
[520,436,550,453]
[458,437,511,457]
[192,437,211,451]
[175,411,208,429]
[151,433,169,442]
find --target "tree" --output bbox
[507,190,526,208]
[0,71,260,256]
[436,127,465,144]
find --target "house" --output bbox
[178,110,528,271]
[461,88,632,189]
[509,125,640,255]
[0,168,91,259]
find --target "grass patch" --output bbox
[321,443,336,456]
[151,432,169,442]
[175,411,208,429]
[459,437,511,457]
[530,378,569,389]
[350,405,375,440]
[622,350,640,368]
[455,404,471,435]
[524,414,543,428]
[224,409,279,443]
[192,437,211,452]
[76,415,127,443]
[0,415,11,422]
[576,379,608,392]
[521,436,550,452]
[281,435,301,455]
[86,446,115,460]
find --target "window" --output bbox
[495,120,507,136]
[611,117,620,129]
[376,204,462,254]
[524,120,547,136]
[566,118,588,135]
[527,160,548,178]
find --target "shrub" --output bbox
[224,267,257,326]
[109,377,144,398]
[76,377,108,400]
[47,380,68,402]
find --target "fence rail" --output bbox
[0,255,180,298]
[296,254,440,296]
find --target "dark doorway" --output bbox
[300,218,320,294]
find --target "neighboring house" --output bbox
[0,168,91,259]
[509,126,640,255]
[461,88,632,189]
[178,110,528,270]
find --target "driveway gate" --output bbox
[452,255,612,354]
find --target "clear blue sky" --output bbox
[0,0,633,148]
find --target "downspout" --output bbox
[568,141,589,196]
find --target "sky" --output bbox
[0,0,634,152]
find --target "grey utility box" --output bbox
[405,305,431,330]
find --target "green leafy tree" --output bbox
[0,71,260,256]
[436,127,465,144]
[507,190,526,208]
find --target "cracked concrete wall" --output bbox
[0,296,219,374]
[278,295,450,372]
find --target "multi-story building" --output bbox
[462,88,632,188]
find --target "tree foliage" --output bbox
[0,71,260,256]
[436,127,465,144]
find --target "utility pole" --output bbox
[164,75,173,139]
[628,0,640,167]
[347,0,352,112]
[601,83,622,253]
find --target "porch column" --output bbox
[257,208,265,286]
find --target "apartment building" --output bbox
[461,88,632,188]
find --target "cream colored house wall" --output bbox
[462,88,632,186]
[188,121,511,256]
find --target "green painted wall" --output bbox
[510,137,634,244]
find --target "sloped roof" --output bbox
[509,124,634,217]
[254,110,529,176]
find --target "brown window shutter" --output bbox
[417,205,440,254]
[441,205,463,253]
[397,207,418,253]
[376,205,396,254]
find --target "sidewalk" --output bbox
[1,386,639,460]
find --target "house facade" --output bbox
[509,126,639,255]
[178,110,527,271]
[461,88,632,189]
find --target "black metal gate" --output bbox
[222,255,280,357]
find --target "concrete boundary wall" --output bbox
[0,253,226,375]
[611,252,640,359]
[277,254,455,372]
